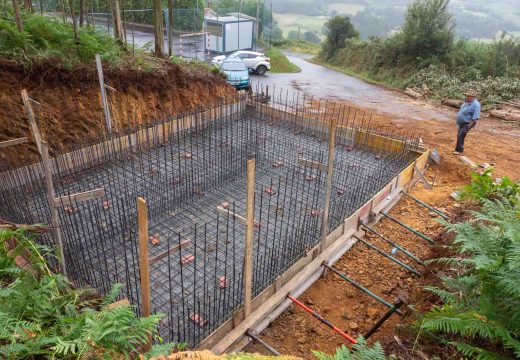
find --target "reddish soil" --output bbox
[245,100,520,358]
[0,59,235,162]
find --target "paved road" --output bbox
[251,53,452,122]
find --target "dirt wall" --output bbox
[0,60,235,162]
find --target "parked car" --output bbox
[220,58,250,90]
[212,51,270,75]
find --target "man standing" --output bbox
[454,90,480,155]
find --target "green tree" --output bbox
[303,30,321,44]
[321,15,359,59]
[174,0,204,32]
[400,0,454,64]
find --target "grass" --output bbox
[265,48,301,73]
[272,39,321,55]
[273,13,328,40]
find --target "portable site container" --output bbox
[205,16,255,53]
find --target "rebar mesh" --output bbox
[0,89,420,347]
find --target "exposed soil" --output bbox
[244,96,520,358]
[0,59,235,162]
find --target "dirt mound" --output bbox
[0,59,235,163]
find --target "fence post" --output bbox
[95,54,113,137]
[137,197,151,348]
[41,141,67,276]
[320,117,338,253]
[244,159,255,317]
[21,89,43,154]
[21,89,67,275]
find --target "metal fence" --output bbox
[0,89,420,347]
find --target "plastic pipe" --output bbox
[287,294,357,344]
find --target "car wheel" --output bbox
[256,65,267,75]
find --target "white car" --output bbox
[212,51,271,75]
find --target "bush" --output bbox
[418,199,520,359]
[321,15,359,60]
[0,229,172,359]
[399,0,454,64]
[0,6,125,68]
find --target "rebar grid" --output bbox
[0,90,420,347]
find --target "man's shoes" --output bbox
[453,151,462,155]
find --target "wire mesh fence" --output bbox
[0,88,420,347]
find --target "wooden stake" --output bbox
[0,137,27,149]
[21,90,43,154]
[41,141,67,276]
[244,159,255,318]
[95,54,113,136]
[320,117,338,252]
[137,197,151,348]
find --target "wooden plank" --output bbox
[216,206,247,225]
[148,239,191,265]
[297,158,327,172]
[244,159,255,318]
[54,188,105,207]
[459,155,478,170]
[40,141,67,276]
[95,54,113,135]
[414,165,433,189]
[21,89,43,154]
[320,118,338,252]
[137,197,151,349]
[0,137,27,149]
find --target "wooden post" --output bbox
[320,117,338,253]
[244,159,255,317]
[95,54,113,136]
[41,141,68,276]
[137,197,151,348]
[21,90,44,156]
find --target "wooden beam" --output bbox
[21,90,43,154]
[137,197,151,327]
[0,137,27,149]
[244,159,256,318]
[216,206,247,225]
[41,141,67,276]
[148,239,191,265]
[297,158,327,172]
[320,117,338,252]
[414,165,433,190]
[54,188,105,207]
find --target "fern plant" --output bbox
[0,229,171,359]
[418,199,520,359]
[313,337,386,360]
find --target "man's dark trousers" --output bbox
[456,123,472,153]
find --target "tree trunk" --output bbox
[23,0,33,12]
[60,0,66,22]
[167,0,173,57]
[68,0,80,42]
[12,0,23,32]
[79,0,85,26]
[109,0,124,41]
[153,0,164,56]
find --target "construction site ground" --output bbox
[245,60,520,359]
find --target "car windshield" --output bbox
[221,62,247,71]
